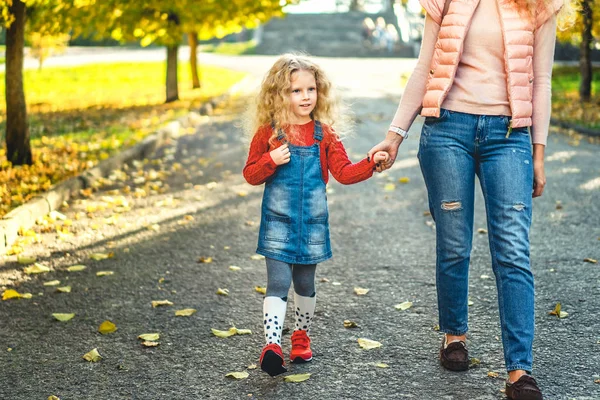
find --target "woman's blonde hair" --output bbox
[245,53,351,145]
[513,0,576,28]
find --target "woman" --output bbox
[368,0,568,398]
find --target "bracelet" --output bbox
[389,125,409,139]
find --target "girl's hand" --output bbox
[270,143,291,166]
[367,131,404,172]
[373,151,390,172]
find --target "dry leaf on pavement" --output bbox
[151,300,174,307]
[229,266,241,271]
[82,348,102,362]
[254,286,266,295]
[358,338,382,350]
[53,313,75,322]
[375,363,389,368]
[343,320,359,328]
[17,255,37,265]
[24,263,50,275]
[198,257,213,263]
[138,333,160,341]
[43,280,61,286]
[354,287,370,296]
[98,320,117,334]
[284,373,311,383]
[216,288,229,296]
[175,309,197,317]
[57,286,71,293]
[549,303,568,318]
[142,341,159,347]
[96,271,114,277]
[395,301,413,311]
[584,258,597,264]
[225,371,249,380]
[67,265,87,272]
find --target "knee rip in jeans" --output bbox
[441,201,462,211]
[512,203,526,212]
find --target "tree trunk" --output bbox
[5,0,32,165]
[166,45,179,103]
[188,32,200,89]
[349,0,362,11]
[579,0,593,102]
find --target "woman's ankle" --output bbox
[507,369,527,383]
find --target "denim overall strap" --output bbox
[257,121,332,264]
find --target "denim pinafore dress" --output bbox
[256,121,332,264]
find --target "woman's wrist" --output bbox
[532,143,545,163]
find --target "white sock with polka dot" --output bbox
[263,296,287,346]
[294,292,316,336]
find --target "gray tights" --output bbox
[265,257,316,299]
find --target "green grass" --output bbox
[199,40,257,55]
[0,61,245,114]
[552,65,600,130]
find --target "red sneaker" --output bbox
[290,330,313,363]
[259,343,287,377]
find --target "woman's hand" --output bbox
[270,143,291,166]
[532,144,546,198]
[367,131,404,172]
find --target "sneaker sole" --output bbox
[291,355,313,364]
[261,350,287,377]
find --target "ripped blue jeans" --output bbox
[418,109,535,372]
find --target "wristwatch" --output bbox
[389,125,409,139]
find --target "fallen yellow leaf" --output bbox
[247,364,257,370]
[151,300,174,307]
[358,338,382,350]
[235,328,252,335]
[229,266,241,271]
[90,253,111,260]
[43,280,61,286]
[375,363,389,368]
[250,254,264,260]
[211,327,237,338]
[254,286,266,295]
[398,177,410,184]
[354,287,370,296]
[175,309,197,317]
[67,265,86,272]
[225,371,249,380]
[96,271,114,277]
[198,257,213,263]
[477,228,488,234]
[17,255,37,265]
[24,263,50,275]
[395,301,413,311]
[2,289,28,300]
[48,396,61,400]
[52,313,75,322]
[216,288,229,296]
[138,333,160,341]
[487,371,500,378]
[237,191,248,197]
[141,341,159,347]
[549,303,568,318]
[57,286,71,293]
[98,320,117,335]
[384,183,396,192]
[82,348,102,362]
[284,373,311,382]
[584,258,597,264]
[343,320,359,328]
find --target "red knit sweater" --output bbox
[243,121,376,186]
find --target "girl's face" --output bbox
[288,69,317,124]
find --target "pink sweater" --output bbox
[392,0,557,145]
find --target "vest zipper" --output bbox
[495,0,514,138]
[506,119,512,138]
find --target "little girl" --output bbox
[243,54,389,376]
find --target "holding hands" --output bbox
[368,130,405,172]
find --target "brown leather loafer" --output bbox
[505,375,543,400]
[439,336,469,371]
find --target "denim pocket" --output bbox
[307,217,328,245]
[264,214,291,243]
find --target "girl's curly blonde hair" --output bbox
[245,53,352,145]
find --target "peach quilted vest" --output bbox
[420,0,563,129]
